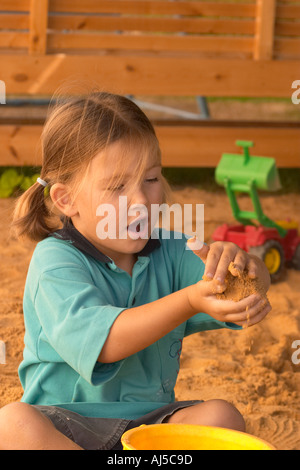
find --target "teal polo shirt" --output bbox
[19,225,240,419]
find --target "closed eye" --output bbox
[145,177,158,183]
[108,184,125,191]
[108,177,158,191]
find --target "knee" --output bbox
[169,399,245,432]
[203,399,246,432]
[0,401,32,427]
[0,402,36,448]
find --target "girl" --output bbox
[0,92,271,450]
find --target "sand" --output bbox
[0,189,300,450]
[214,262,268,302]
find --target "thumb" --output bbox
[198,277,227,296]
[187,236,210,263]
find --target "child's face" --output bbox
[71,140,164,262]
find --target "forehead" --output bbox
[90,139,161,182]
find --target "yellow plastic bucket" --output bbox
[121,424,275,450]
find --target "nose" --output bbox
[128,203,148,222]
[127,186,148,208]
[127,187,149,224]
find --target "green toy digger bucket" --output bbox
[215,141,286,237]
[215,141,281,192]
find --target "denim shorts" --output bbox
[34,400,202,450]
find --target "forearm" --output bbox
[98,285,197,363]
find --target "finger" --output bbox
[240,301,272,327]
[246,256,258,279]
[220,293,262,316]
[212,245,239,284]
[198,279,227,296]
[224,297,270,325]
[229,251,248,277]
[203,244,225,282]
[187,236,210,263]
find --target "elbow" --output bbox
[97,346,126,364]
[97,350,114,364]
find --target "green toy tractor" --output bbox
[212,141,300,282]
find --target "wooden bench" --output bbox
[0,0,299,167]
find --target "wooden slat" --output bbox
[0,32,28,49]
[0,122,299,167]
[0,14,29,30]
[0,124,43,166]
[254,0,276,60]
[156,124,300,168]
[0,0,30,11]
[277,5,300,19]
[276,21,300,37]
[1,54,299,97]
[275,37,300,58]
[48,15,256,36]
[47,33,253,55]
[48,0,257,17]
[28,0,49,55]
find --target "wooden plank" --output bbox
[49,16,255,36]
[49,0,257,17]
[0,122,299,167]
[277,5,300,18]
[157,124,300,168]
[0,0,30,11]
[1,54,299,97]
[0,14,29,30]
[276,21,300,37]
[47,33,253,55]
[28,0,49,55]
[0,32,28,49]
[254,0,276,60]
[275,38,300,59]
[0,124,43,166]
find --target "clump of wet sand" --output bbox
[215,262,268,302]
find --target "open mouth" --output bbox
[127,217,148,239]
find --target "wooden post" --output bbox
[254,0,276,60]
[29,0,49,55]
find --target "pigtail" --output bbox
[11,180,57,242]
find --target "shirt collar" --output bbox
[48,220,161,264]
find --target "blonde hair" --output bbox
[12,91,173,242]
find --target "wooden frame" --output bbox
[0,120,298,168]
[0,0,299,167]
[1,55,299,98]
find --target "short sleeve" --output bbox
[34,266,127,385]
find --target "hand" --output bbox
[186,237,272,326]
[187,278,271,327]
[187,238,270,290]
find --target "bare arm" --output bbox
[98,285,196,363]
[98,239,271,364]
[98,279,267,363]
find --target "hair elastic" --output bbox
[37,177,48,187]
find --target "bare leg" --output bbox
[166,399,245,432]
[0,402,83,450]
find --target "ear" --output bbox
[50,183,78,218]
